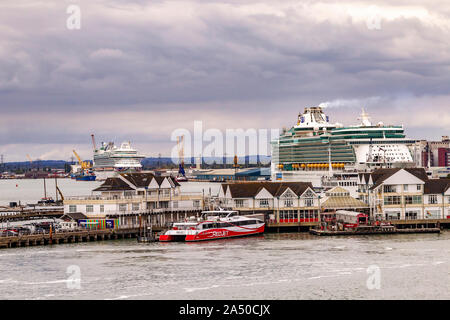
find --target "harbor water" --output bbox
[0,179,449,300]
[0,232,449,300]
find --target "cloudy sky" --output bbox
[0,0,449,162]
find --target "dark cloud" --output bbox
[0,0,449,160]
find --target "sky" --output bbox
[0,0,449,162]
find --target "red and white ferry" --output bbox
[159,210,265,242]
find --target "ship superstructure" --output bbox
[93,141,146,173]
[271,107,415,186]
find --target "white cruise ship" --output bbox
[93,141,146,179]
[271,107,416,187]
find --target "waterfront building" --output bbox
[271,106,416,186]
[320,186,368,213]
[358,168,450,220]
[63,173,204,227]
[217,181,321,224]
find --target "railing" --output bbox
[65,192,203,201]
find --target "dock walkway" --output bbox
[310,227,441,237]
[0,226,164,249]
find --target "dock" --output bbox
[0,207,64,222]
[0,226,164,249]
[309,226,441,237]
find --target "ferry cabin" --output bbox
[358,168,450,220]
[217,182,321,224]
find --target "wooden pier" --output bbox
[309,226,441,237]
[0,209,64,222]
[0,226,164,249]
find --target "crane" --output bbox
[72,150,92,170]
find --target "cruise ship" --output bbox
[93,141,146,180]
[271,107,416,187]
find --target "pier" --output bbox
[309,226,441,236]
[0,226,164,249]
[0,208,64,222]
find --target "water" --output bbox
[1,179,448,300]
[0,232,448,300]
[0,179,222,206]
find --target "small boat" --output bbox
[159,210,265,242]
[175,175,188,182]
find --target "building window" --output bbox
[132,203,140,211]
[284,199,293,207]
[384,185,396,193]
[305,198,315,207]
[100,205,104,213]
[69,205,76,213]
[428,195,438,205]
[417,185,422,191]
[405,211,418,220]
[119,204,127,212]
[384,196,401,205]
[404,195,422,205]
[259,199,269,207]
[403,185,409,192]
[86,205,94,213]
[386,212,400,220]
[235,200,244,208]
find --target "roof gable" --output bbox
[255,187,273,199]
[383,169,426,186]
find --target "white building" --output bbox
[358,168,450,220]
[217,182,321,224]
[64,173,204,227]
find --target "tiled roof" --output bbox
[424,179,450,194]
[93,173,179,191]
[93,177,134,192]
[224,182,313,198]
[321,196,368,209]
[369,168,428,189]
[61,212,88,221]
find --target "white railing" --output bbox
[65,192,204,201]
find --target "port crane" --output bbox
[72,150,92,170]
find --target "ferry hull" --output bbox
[185,225,265,242]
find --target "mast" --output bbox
[328,144,333,177]
[43,177,47,199]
